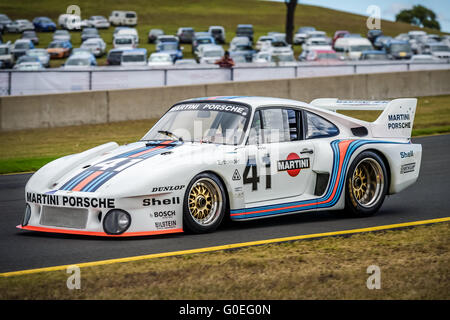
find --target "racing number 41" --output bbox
[243,155,271,191]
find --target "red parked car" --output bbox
[332,30,349,47]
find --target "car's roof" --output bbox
[182,96,310,110]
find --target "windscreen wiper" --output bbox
[157,130,183,142]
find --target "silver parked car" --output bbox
[26,48,50,67]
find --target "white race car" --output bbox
[19,96,422,236]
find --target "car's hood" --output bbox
[47,48,65,53]
[26,141,235,198]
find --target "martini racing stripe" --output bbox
[230,139,406,219]
[59,141,178,192]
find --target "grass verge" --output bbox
[1,222,448,299]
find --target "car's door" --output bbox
[243,107,316,205]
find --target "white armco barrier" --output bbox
[0,60,448,96]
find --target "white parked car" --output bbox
[256,36,274,51]
[334,37,373,60]
[26,48,50,68]
[87,16,110,29]
[6,19,34,33]
[423,43,450,59]
[63,52,95,69]
[19,96,422,236]
[113,35,136,49]
[302,37,332,52]
[53,30,71,42]
[109,10,137,26]
[13,61,44,70]
[115,27,139,44]
[81,38,107,57]
[293,26,316,44]
[197,44,224,64]
[147,52,173,66]
[121,49,147,67]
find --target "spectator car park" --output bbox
[32,16,56,32]
[26,48,50,67]
[120,48,147,67]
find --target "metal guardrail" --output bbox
[0,60,449,96]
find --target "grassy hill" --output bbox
[1,0,447,67]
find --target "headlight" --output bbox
[103,209,131,235]
[22,204,31,227]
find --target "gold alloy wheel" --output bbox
[351,158,384,208]
[188,178,223,226]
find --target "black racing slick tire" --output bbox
[344,151,388,217]
[183,173,227,234]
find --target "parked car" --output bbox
[367,29,383,44]
[148,29,164,43]
[120,48,147,67]
[306,31,329,43]
[294,26,316,45]
[302,37,332,52]
[385,40,413,60]
[409,54,441,62]
[236,24,254,43]
[230,36,255,62]
[63,52,96,69]
[334,37,373,60]
[256,36,274,51]
[109,10,137,26]
[0,42,14,68]
[113,35,136,49]
[208,26,226,44]
[197,44,224,64]
[267,47,296,64]
[32,17,56,32]
[81,38,106,57]
[115,27,139,43]
[332,30,349,47]
[26,48,50,67]
[147,52,173,67]
[359,50,388,60]
[304,49,341,62]
[47,40,72,59]
[192,35,215,55]
[13,61,44,70]
[177,27,195,44]
[70,49,97,66]
[0,14,12,29]
[58,14,84,30]
[157,41,183,62]
[174,58,198,66]
[52,30,70,42]
[81,28,100,42]
[87,16,110,29]
[21,30,39,45]
[6,19,34,33]
[373,35,392,50]
[107,48,126,65]
[156,35,179,46]
[14,54,41,66]
[253,51,271,63]
[12,39,34,59]
[422,43,450,59]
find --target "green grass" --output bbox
[1,222,448,299]
[0,95,449,174]
[1,0,448,67]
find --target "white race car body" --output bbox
[20,96,422,237]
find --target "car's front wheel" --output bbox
[183,173,226,233]
[345,151,388,217]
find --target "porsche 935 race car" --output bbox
[19,96,422,236]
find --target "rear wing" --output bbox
[310,98,417,139]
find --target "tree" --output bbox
[395,5,440,30]
[285,0,298,44]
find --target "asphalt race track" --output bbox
[1,135,449,273]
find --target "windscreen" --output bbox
[122,54,145,62]
[141,102,250,145]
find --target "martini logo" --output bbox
[277,153,310,177]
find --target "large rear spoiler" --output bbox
[310,98,418,139]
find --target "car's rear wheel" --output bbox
[183,173,226,233]
[345,151,388,217]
